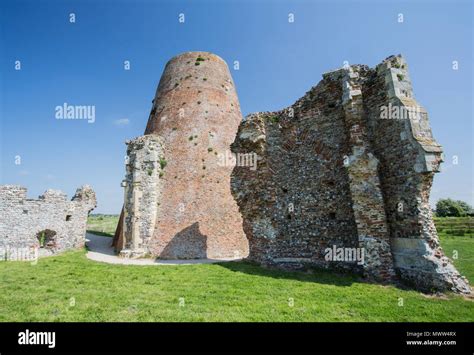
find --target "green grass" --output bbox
[434,216,474,237]
[86,214,119,237]
[434,217,473,281]
[0,217,472,322]
[439,235,474,283]
[0,249,472,322]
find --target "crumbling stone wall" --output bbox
[364,56,470,293]
[117,135,165,258]
[340,66,395,281]
[0,185,96,260]
[231,75,361,274]
[231,55,470,294]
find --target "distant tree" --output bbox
[456,200,473,215]
[435,199,468,217]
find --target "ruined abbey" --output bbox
[112,52,470,294]
[231,55,470,294]
[0,51,469,295]
[0,185,96,260]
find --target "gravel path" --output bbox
[85,233,241,265]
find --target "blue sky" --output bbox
[0,0,472,214]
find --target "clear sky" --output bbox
[1,0,472,214]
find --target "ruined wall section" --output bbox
[339,66,395,281]
[364,55,470,293]
[118,135,165,258]
[231,75,360,271]
[230,114,273,264]
[0,185,96,260]
[232,54,470,293]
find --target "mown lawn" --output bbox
[0,217,472,322]
[86,214,119,237]
[434,216,474,237]
[438,235,473,282]
[435,217,473,282]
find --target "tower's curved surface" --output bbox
[115,52,249,259]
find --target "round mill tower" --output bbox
[114,52,249,259]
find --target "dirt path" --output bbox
[85,233,240,265]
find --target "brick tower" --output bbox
[114,52,249,260]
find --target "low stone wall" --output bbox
[0,185,96,260]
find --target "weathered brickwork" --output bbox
[365,56,470,293]
[114,52,249,260]
[231,55,470,293]
[0,185,96,260]
[231,75,360,274]
[341,66,395,281]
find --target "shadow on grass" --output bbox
[217,259,360,288]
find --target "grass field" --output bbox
[434,216,474,237]
[86,214,119,237]
[435,217,474,283]
[0,216,472,322]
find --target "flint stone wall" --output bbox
[231,55,470,294]
[118,135,166,258]
[0,185,96,260]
